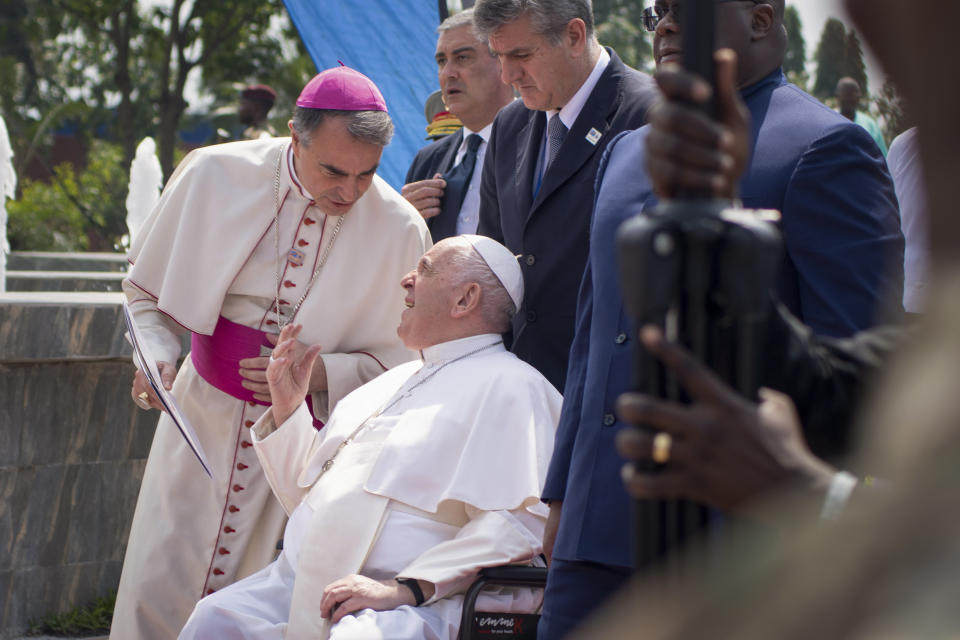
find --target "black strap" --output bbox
[396,577,425,606]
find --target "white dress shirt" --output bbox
[887,127,928,312]
[536,47,611,188]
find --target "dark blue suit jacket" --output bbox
[544,69,904,569]
[404,129,464,243]
[477,49,657,391]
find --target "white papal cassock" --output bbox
[112,137,431,640]
[178,333,561,639]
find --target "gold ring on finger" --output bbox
[652,432,672,464]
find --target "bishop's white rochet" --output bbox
[0,116,16,294]
[125,136,162,248]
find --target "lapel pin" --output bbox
[585,128,602,145]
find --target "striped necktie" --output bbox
[547,115,568,169]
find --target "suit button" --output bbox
[526,310,537,322]
[525,254,536,266]
[615,333,628,344]
[603,413,616,426]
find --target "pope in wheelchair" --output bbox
[179,236,559,640]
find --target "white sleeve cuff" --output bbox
[820,470,858,520]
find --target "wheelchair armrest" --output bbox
[457,565,548,639]
[477,566,548,584]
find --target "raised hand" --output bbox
[266,324,322,426]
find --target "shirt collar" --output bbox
[548,47,611,131]
[740,67,784,101]
[286,141,315,201]
[459,123,493,152]
[419,333,505,364]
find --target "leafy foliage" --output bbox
[8,141,128,251]
[783,5,808,90]
[843,30,868,96]
[873,79,911,145]
[27,591,115,636]
[593,0,653,71]
[1,0,314,251]
[812,18,868,101]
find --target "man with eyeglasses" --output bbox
[537,0,903,637]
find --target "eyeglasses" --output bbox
[641,0,763,32]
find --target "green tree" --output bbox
[0,0,313,250]
[137,0,290,178]
[593,0,652,71]
[873,79,910,145]
[7,141,128,251]
[812,18,869,101]
[783,4,807,89]
[812,18,848,100]
[843,29,868,96]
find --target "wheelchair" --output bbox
[456,565,548,640]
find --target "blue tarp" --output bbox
[282,0,442,190]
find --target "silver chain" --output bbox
[316,340,504,479]
[272,144,345,331]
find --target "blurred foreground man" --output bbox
[403,9,515,241]
[576,0,960,635]
[112,67,430,639]
[179,236,560,640]
[538,0,903,636]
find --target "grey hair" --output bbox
[438,8,477,34]
[473,0,595,45]
[443,237,517,333]
[291,107,394,147]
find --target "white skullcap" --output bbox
[461,234,524,311]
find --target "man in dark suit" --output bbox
[539,0,904,637]
[402,9,515,242]
[472,0,657,392]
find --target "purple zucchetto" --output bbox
[296,66,387,112]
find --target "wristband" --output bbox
[820,470,858,521]
[396,577,425,606]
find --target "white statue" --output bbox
[125,137,162,249]
[0,116,16,293]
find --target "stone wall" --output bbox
[0,293,157,638]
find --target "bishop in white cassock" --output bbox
[179,235,561,640]
[112,67,431,639]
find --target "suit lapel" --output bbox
[440,128,463,174]
[514,110,543,224]
[429,130,465,240]
[530,53,625,216]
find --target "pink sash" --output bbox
[191,316,324,428]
